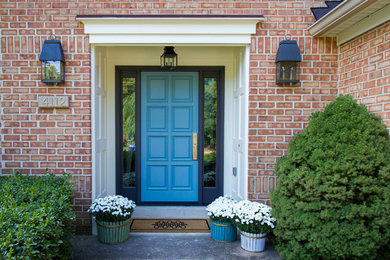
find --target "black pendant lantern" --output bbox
[39,34,65,84]
[275,38,301,85]
[160,46,178,70]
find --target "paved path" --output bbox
[73,233,281,260]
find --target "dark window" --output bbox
[203,78,217,187]
[122,77,136,187]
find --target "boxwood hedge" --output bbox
[0,172,75,259]
[271,95,390,259]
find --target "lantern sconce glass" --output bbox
[160,46,178,71]
[39,34,65,84]
[275,37,302,86]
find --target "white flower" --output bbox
[89,195,136,218]
[232,200,276,229]
[206,196,237,220]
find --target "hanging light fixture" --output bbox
[39,34,65,84]
[160,46,178,70]
[275,36,301,86]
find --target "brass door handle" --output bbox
[192,133,198,161]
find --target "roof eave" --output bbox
[308,0,369,36]
[308,0,390,45]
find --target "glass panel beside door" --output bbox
[122,77,136,187]
[201,70,224,204]
[203,78,217,188]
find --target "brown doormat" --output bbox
[130,218,210,233]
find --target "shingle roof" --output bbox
[311,1,344,21]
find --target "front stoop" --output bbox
[78,206,282,259]
[72,233,282,260]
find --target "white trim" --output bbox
[90,46,97,235]
[78,17,263,45]
[229,46,249,201]
[91,46,96,201]
[85,14,257,215]
[93,46,249,204]
[309,0,369,36]
[89,35,253,45]
[78,17,263,21]
[79,18,261,34]
[338,4,390,45]
[308,0,390,45]
[243,46,250,200]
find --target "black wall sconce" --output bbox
[39,34,65,84]
[275,37,302,86]
[161,46,178,70]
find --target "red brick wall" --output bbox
[339,21,390,129]
[1,0,338,233]
[247,1,338,204]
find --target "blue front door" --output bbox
[141,72,199,202]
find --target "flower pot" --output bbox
[210,219,237,242]
[96,218,132,244]
[240,231,267,253]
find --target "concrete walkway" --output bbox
[72,233,281,260]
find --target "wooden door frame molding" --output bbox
[115,66,225,205]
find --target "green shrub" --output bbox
[271,95,390,260]
[0,172,75,259]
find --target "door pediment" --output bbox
[76,15,263,45]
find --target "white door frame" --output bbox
[86,17,262,210]
[92,46,250,201]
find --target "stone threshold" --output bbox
[132,206,208,219]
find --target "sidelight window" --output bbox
[203,78,217,188]
[122,77,136,187]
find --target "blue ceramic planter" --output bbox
[210,219,237,242]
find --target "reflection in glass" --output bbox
[42,61,63,80]
[204,78,217,187]
[122,78,136,187]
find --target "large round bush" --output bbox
[271,95,390,259]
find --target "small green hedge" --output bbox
[0,172,75,259]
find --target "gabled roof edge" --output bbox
[308,0,390,45]
[308,0,367,37]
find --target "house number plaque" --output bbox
[38,96,69,108]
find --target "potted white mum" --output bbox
[232,200,276,252]
[206,196,237,242]
[89,195,136,244]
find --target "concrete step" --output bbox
[132,206,208,219]
[73,233,282,260]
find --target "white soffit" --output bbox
[76,15,264,45]
[308,0,390,45]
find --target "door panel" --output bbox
[141,72,199,202]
